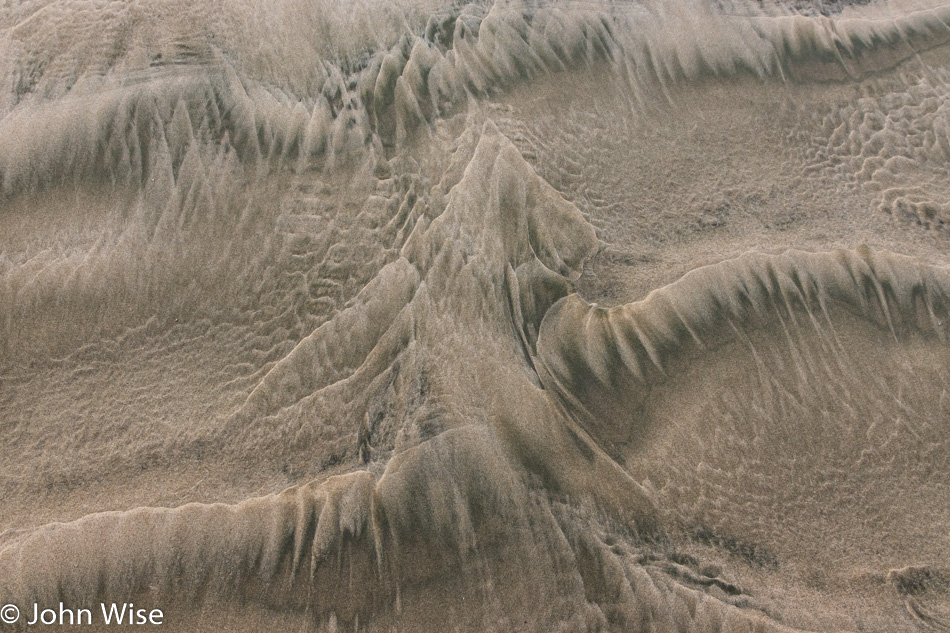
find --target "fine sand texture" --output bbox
[2,0,950,631]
